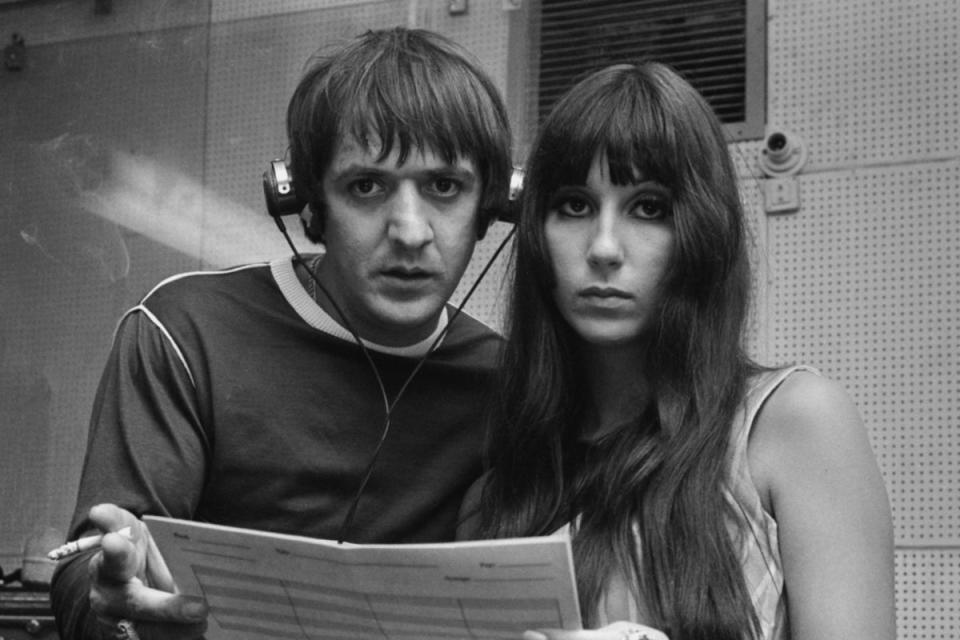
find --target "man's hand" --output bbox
[85,504,208,640]
[523,621,669,640]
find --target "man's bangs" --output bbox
[338,107,460,167]
[338,67,488,167]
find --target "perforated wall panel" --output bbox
[767,164,960,546]
[411,0,512,82]
[896,550,960,639]
[211,0,375,23]
[767,2,960,634]
[769,0,960,170]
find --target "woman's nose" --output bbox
[586,214,623,268]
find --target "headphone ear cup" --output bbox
[263,160,307,218]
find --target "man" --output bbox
[50,27,512,639]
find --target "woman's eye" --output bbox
[554,197,591,217]
[632,197,670,220]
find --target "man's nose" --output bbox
[387,183,433,248]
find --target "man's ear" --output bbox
[476,166,523,239]
[300,202,326,243]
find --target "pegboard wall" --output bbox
[896,550,960,637]
[767,0,960,636]
[767,165,960,545]
[768,0,960,170]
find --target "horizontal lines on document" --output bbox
[192,564,565,640]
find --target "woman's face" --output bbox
[544,155,675,348]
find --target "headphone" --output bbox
[262,159,523,238]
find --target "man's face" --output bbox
[314,136,481,346]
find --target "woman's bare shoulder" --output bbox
[747,370,873,508]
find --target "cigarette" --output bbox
[47,526,133,561]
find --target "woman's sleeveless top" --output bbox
[592,366,817,639]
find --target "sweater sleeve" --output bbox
[50,310,210,638]
[70,309,209,535]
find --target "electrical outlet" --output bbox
[763,176,800,214]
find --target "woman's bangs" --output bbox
[545,83,677,189]
[537,97,617,187]
[545,126,602,188]
[603,94,675,188]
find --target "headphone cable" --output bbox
[273,216,515,543]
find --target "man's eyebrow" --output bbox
[426,166,478,180]
[328,164,478,181]
[327,162,382,177]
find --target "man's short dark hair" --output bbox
[286,27,512,241]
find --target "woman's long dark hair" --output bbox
[478,63,762,639]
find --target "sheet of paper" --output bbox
[144,516,582,640]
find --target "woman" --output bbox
[462,63,895,640]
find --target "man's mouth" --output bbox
[381,267,434,282]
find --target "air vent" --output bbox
[536,0,766,140]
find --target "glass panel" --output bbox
[0,1,213,570]
[0,0,407,570]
